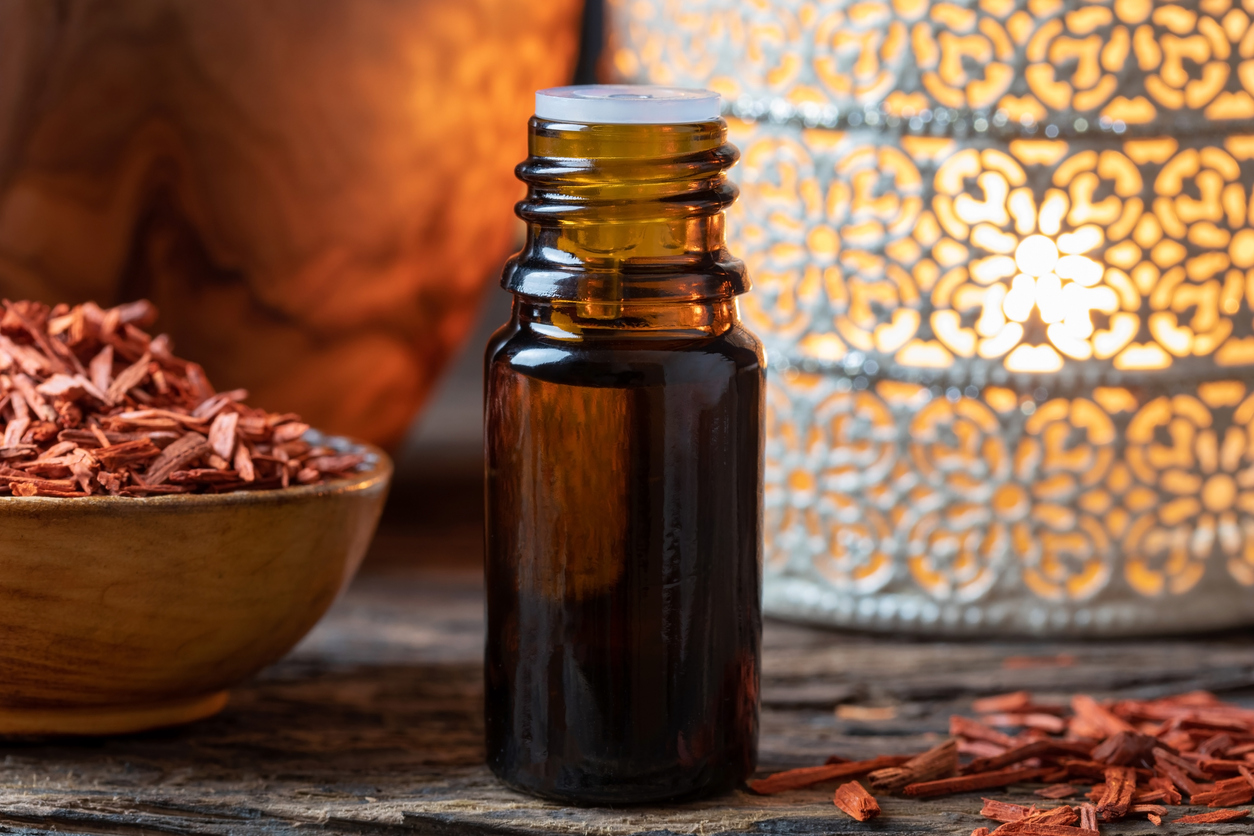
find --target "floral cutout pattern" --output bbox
[728,124,1254,375]
[607,0,1254,126]
[765,372,1254,603]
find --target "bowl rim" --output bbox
[0,434,393,509]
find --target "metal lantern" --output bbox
[606,0,1254,635]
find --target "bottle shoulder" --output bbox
[488,321,764,389]
[485,319,520,368]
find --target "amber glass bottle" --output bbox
[484,86,764,806]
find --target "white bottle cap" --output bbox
[535,85,721,124]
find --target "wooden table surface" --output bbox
[3,497,1254,835]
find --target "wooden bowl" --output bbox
[0,437,391,735]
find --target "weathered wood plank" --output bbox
[0,527,1251,835]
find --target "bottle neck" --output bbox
[514,296,741,339]
[503,117,747,304]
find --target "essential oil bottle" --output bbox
[484,85,764,805]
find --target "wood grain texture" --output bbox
[2,519,1253,834]
[0,0,582,447]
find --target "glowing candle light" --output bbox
[1014,234,1059,277]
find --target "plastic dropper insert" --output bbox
[535,84,720,124]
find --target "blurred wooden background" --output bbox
[0,0,584,452]
[398,0,605,497]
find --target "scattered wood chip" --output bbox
[966,740,1092,775]
[1078,803,1097,832]
[869,739,959,793]
[832,781,879,822]
[904,767,1051,798]
[1035,785,1078,800]
[1147,775,1183,805]
[981,798,1038,823]
[755,686,1254,833]
[989,822,1092,835]
[1023,807,1079,827]
[1192,776,1254,807]
[974,692,1033,714]
[952,716,1021,749]
[747,755,910,795]
[1072,695,1136,739]
[1173,808,1250,823]
[1091,731,1158,767]
[1096,766,1136,821]
[1155,747,1209,795]
[1130,803,1168,817]
[982,713,1068,734]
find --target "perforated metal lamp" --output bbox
[606,0,1254,635]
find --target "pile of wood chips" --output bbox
[0,299,366,497]
[751,689,1254,831]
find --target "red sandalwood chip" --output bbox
[1173,808,1250,823]
[0,299,368,496]
[747,756,910,794]
[832,781,880,822]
